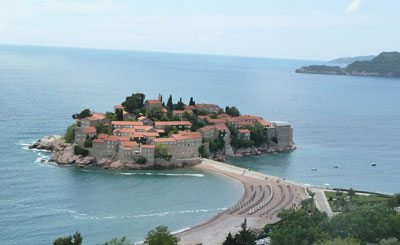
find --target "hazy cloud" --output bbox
[346,0,363,13]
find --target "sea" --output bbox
[0,45,399,244]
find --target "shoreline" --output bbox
[176,159,308,245]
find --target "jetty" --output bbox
[177,159,309,245]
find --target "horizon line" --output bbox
[0,42,326,62]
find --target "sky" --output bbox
[0,0,399,60]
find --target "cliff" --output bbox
[296,65,345,75]
[30,136,198,170]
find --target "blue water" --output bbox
[1,45,399,244]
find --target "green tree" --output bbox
[105,112,117,121]
[225,106,240,117]
[64,125,77,143]
[145,226,179,245]
[72,109,92,119]
[348,188,355,203]
[115,109,124,121]
[189,97,195,106]
[167,95,173,111]
[95,122,113,135]
[174,97,185,110]
[234,219,257,245]
[329,206,400,244]
[387,194,400,208]
[155,144,172,161]
[136,156,148,165]
[103,236,132,245]
[223,232,236,245]
[83,136,93,148]
[270,209,330,245]
[122,93,145,114]
[148,108,166,121]
[53,232,82,245]
[248,122,268,146]
[74,145,88,156]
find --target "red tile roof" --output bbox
[195,103,219,108]
[114,128,136,134]
[82,126,96,134]
[153,138,176,143]
[208,118,226,123]
[93,139,104,143]
[129,133,144,138]
[146,100,162,104]
[172,131,202,140]
[121,141,139,147]
[98,134,108,139]
[239,129,250,133]
[258,119,270,127]
[112,121,144,126]
[215,124,228,131]
[238,121,254,126]
[142,132,159,137]
[155,121,192,126]
[114,105,124,109]
[104,136,119,142]
[141,145,155,149]
[155,129,165,133]
[184,105,196,110]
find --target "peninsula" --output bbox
[296,51,400,78]
[30,93,295,170]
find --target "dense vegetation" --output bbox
[74,145,88,156]
[64,125,77,143]
[122,93,146,114]
[346,52,400,77]
[298,52,400,78]
[264,206,400,245]
[53,232,82,245]
[145,225,179,245]
[223,219,257,245]
[296,65,345,74]
[72,109,92,120]
[154,144,172,161]
[53,226,179,245]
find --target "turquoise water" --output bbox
[1,45,399,244]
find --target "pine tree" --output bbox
[167,95,173,111]
[189,97,196,106]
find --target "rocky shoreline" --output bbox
[30,135,296,170]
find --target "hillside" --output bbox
[346,52,400,77]
[296,52,400,78]
[328,55,375,65]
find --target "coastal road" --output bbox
[312,188,334,217]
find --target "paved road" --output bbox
[312,188,334,217]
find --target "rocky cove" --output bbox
[29,135,296,170]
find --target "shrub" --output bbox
[155,144,172,161]
[64,125,77,143]
[74,145,88,156]
[54,232,82,245]
[136,156,148,165]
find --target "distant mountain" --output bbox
[328,55,375,65]
[346,52,400,77]
[296,52,400,78]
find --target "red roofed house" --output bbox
[75,126,97,145]
[239,129,251,140]
[112,121,144,129]
[154,121,192,131]
[172,110,193,120]
[195,103,220,114]
[138,116,154,126]
[184,105,196,111]
[145,99,162,112]
[198,125,230,140]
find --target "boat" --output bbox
[371,162,377,166]
[334,166,339,168]
[311,168,317,171]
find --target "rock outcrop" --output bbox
[30,136,199,170]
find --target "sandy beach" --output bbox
[176,159,309,245]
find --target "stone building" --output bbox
[145,99,162,112]
[75,126,97,145]
[266,121,294,149]
[195,103,220,114]
[154,121,192,130]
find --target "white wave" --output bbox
[71,208,226,220]
[118,172,204,177]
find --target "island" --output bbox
[30,93,296,170]
[296,51,400,78]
